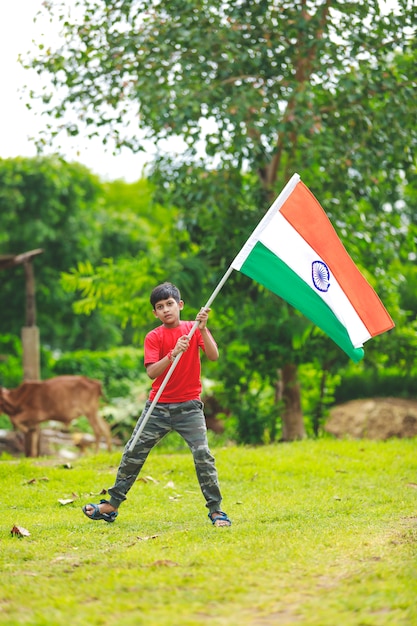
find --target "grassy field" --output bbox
[0,436,416,626]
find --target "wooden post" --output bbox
[21,327,40,383]
[23,259,37,327]
[0,250,43,457]
[22,259,41,456]
[21,259,41,381]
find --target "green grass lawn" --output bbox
[0,437,416,626]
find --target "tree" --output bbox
[0,157,195,352]
[24,0,417,438]
[61,175,208,339]
[0,156,123,350]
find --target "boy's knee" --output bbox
[193,445,214,464]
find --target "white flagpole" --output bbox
[128,265,234,451]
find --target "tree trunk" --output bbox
[280,363,306,441]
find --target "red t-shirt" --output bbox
[144,321,216,403]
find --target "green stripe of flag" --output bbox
[239,242,365,362]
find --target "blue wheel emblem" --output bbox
[312,260,330,292]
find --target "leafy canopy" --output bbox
[26,1,415,181]
[20,1,417,440]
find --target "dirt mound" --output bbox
[325,397,417,440]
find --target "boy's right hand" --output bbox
[173,335,190,357]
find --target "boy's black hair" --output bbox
[150,282,181,308]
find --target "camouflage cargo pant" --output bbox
[108,399,223,514]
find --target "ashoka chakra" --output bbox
[312,260,330,292]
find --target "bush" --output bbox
[299,363,341,436]
[0,334,23,387]
[51,346,146,396]
[0,333,58,387]
[334,369,417,403]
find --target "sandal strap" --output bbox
[208,511,231,525]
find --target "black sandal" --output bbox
[208,511,232,526]
[82,499,118,523]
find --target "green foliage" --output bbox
[0,414,11,429]
[99,178,164,258]
[25,2,415,176]
[51,346,146,395]
[0,334,23,387]
[334,368,417,404]
[214,371,280,445]
[0,156,121,351]
[61,257,173,337]
[398,263,417,323]
[214,357,342,443]
[19,2,417,441]
[0,332,58,389]
[1,440,417,625]
[59,178,205,339]
[299,362,341,437]
[0,159,192,353]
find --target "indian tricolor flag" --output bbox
[231,173,394,362]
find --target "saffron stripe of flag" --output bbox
[231,174,394,362]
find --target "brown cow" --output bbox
[0,376,112,454]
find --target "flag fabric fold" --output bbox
[231,173,394,362]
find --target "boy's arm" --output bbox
[200,328,219,361]
[145,335,190,379]
[197,308,219,362]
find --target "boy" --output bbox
[82,282,231,527]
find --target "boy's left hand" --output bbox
[196,307,210,329]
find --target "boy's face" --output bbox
[153,297,184,327]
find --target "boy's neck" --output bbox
[163,319,181,328]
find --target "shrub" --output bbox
[334,369,417,403]
[0,334,23,387]
[51,346,146,395]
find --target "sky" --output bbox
[0,0,149,182]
